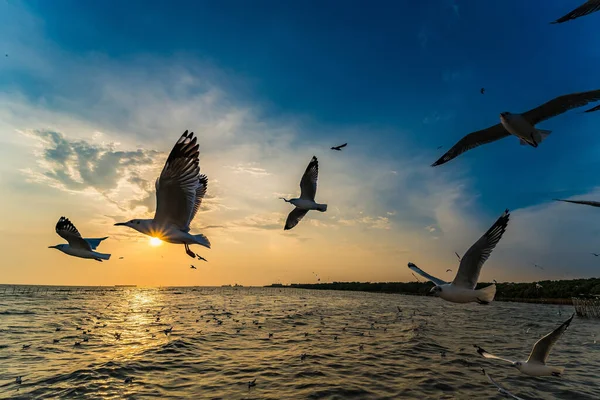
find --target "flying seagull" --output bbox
[197,255,208,262]
[190,265,197,269]
[554,198,600,208]
[330,143,347,151]
[446,269,452,273]
[480,88,485,95]
[408,209,510,304]
[432,89,600,166]
[474,314,574,376]
[280,156,328,230]
[49,217,110,261]
[584,104,600,113]
[592,253,599,257]
[481,369,524,400]
[551,0,600,24]
[115,131,210,259]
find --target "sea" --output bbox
[0,286,598,399]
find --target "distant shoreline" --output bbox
[266,279,600,306]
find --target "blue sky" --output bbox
[1,0,600,285]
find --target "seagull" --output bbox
[584,104,600,113]
[280,156,328,230]
[408,209,510,304]
[475,314,574,376]
[481,369,524,400]
[592,253,599,257]
[190,265,197,269]
[480,88,485,95]
[446,269,453,273]
[330,143,347,151]
[551,0,600,24]
[432,90,600,166]
[115,131,210,259]
[15,376,22,384]
[248,378,257,388]
[49,217,110,261]
[124,377,133,384]
[197,255,208,262]
[554,198,600,208]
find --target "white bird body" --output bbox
[115,131,210,259]
[500,113,551,147]
[515,361,564,377]
[289,198,327,211]
[435,283,496,304]
[117,219,209,247]
[53,245,111,261]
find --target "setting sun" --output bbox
[149,237,162,246]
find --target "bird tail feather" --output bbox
[193,233,211,249]
[316,203,327,212]
[535,129,552,143]
[476,284,496,303]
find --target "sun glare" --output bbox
[150,237,162,246]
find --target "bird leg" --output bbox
[184,244,196,258]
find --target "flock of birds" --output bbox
[40,2,600,398]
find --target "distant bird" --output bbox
[119,257,124,259]
[551,0,600,24]
[55,327,61,332]
[268,333,273,339]
[300,353,307,360]
[584,104,600,113]
[22,344,31,350]
[592,253,600,257]
[164,326,173,335]
[481,369,524,400]
[74,341,81,347]
[475,314,574,376]
[15,376,22,384]
[248,378,257,388]
[190,265,197,269]
[555,198,600,208]
[114,332,121,340]
[432,90,600,166]
[408,209,510,304]
[446,269,453,273]
[480,88,485,95]
[124,377,133,384]
[53,339,60,343]
[330,143,347,151]
[115,131,210,259]
[197,255,208,262]
[532,263,544,270]
[280,156,328,230]
[49,217,110,261]
[359,344,364,351]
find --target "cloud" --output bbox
[22,129,161,212]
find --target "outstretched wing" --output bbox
[407,262,447,286]
[555,198,600,208]
[522,90,600,125]
[431,124,510,167]
[186,174,208,231]
[85,237,108,250]
[551,0,600,24]
[299,156,318,201]
[154,130,202,230]
[55,217,91,251]
[474,345,515,364]
[584,104,600,113]
[453,210,510,289]
[528,314,574,364]
[284,208,309,230]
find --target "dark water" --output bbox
[0,286,598,399]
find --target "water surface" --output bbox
[0,286,598,399]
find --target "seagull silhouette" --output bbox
[330,143,347,151]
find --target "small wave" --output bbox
[0,310,36,315]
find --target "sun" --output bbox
[149,237,162,246]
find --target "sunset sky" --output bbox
[2,0,600,286]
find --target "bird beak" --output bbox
[114,222,126,226]
[48,245,58,249]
